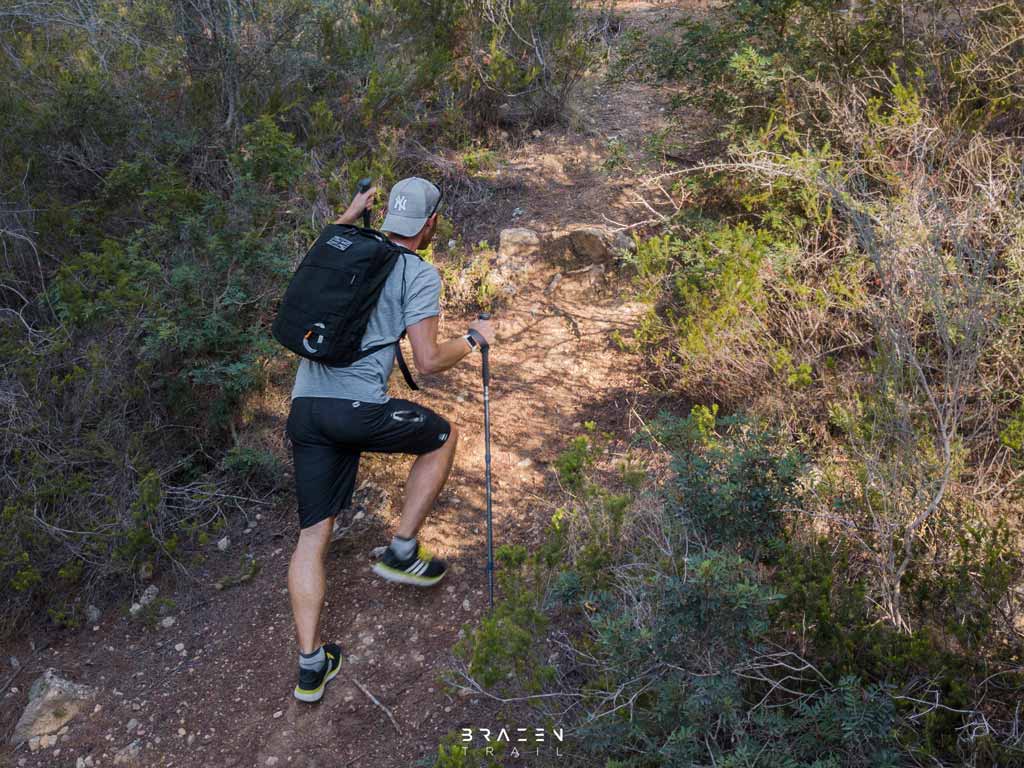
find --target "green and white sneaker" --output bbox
[293,643,342,703]
[372,543,447,587]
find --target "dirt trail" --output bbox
[1,4,696,766]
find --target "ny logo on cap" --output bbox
[394,195,407,212]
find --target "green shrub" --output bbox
[453,545,552,692]
[554,436,594,493]
[234,116,306,187]
[542,424,900,767]
[671,415,803,558]
[1000,402,1024,456]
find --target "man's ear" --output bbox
[416,214,438,249]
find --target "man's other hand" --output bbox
[335,186,378,225]
[469,317,495,346]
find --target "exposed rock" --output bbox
[160,616,176,629]
[113,739,142,765]
[567,226,634,263]
[126,718,139,733]
[217,536,230,552]
[498,227,540,264]
[85,605,101,624]
[490,227,541,299]
[10,669,98,748]
[139,584,159,607]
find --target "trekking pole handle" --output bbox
[469,313,491,386]
[356,177,372,228]
[468,312,491,350]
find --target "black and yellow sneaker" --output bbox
[371,543,447,587]
[293,643,342,703]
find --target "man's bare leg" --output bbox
[288,516,334,654]
[395,423,459,539]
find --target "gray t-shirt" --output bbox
[291,252,441,403]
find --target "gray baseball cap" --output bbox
[381,177,442,237]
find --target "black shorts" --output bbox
[287,397,452,529]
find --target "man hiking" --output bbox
[285,177,494,703]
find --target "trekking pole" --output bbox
[469,313,495,611]
[356,177,372,228]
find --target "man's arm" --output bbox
[407,316,494,375]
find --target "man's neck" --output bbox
[385,232,420,252]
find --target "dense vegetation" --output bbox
[0,0,597,633]
[3,0,1022,764]
[446,1,1024,766]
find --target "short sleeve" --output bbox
[403,261,442,328]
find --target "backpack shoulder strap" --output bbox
[345,236,422,390]
[391,241,423,391]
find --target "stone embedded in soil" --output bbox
[160,616,176,628]
[139,584,159,607]
[491,228,542,299]
[10,668,98,748]
[217,536,230,551]
[113,739,142,765]
[567,226,634,262]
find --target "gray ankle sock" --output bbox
[390,535,417,560]
[299,646,325,672]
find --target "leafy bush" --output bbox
[452,545,553,693]
[670,414,803,558]
[454,414,1024,765]
[455,423,907,767]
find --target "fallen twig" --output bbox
[352,678,402,735]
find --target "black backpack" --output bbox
[272,223,419,389]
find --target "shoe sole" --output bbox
[371,561,445,587]
[293,658,341,703]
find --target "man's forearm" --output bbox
[419,336,472,375]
